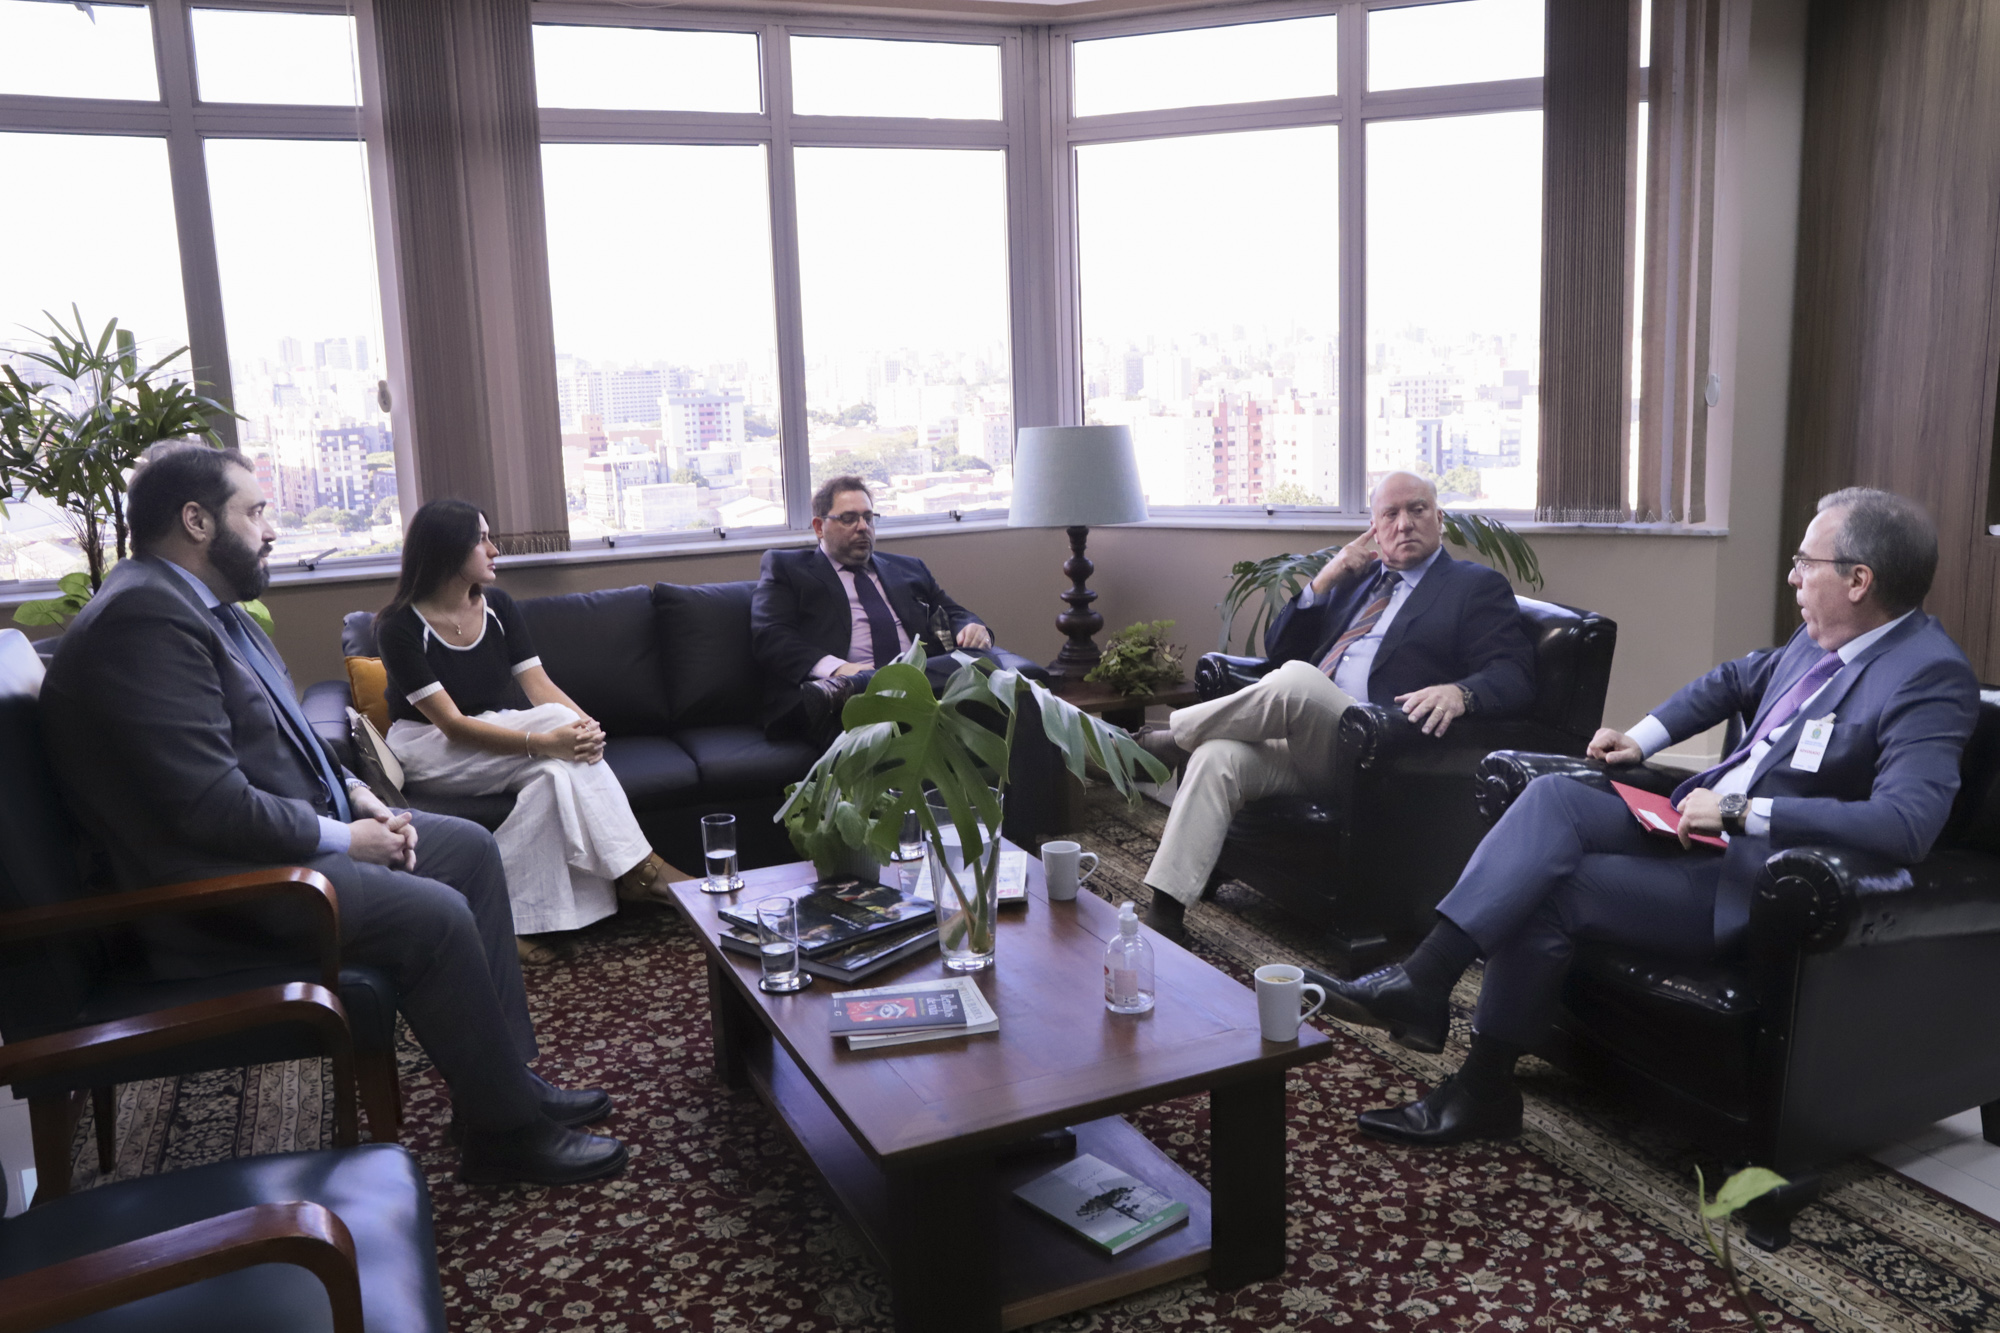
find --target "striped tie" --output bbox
[1318,570,1399,678]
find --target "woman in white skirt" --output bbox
[378,500,670,965]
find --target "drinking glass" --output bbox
[701,813,743,893]
[893,800,925,863]
[755,896,809,993]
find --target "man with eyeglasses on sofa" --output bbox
[753,474,998,747]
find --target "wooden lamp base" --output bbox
[1048,524,1104,680]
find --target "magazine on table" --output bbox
[1013,1154,1191,1256]
[718,921,940,984]
[828,975,999,1050]
[906,848,1029,905]
[716,877,933,957]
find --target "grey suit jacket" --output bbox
[1650,614,1980,944]
[41,556,343,891]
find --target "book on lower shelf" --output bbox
[1013,1154,1191,1256]
[827,976,998,1050]
[907,848,1029,906]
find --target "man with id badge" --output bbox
[1309,487,1981,1147]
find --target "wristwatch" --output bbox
[1457,684,1478,714]
[1718,793,1749,835]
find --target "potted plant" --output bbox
[0,307,238,624]
[1217,511,1544,654]
[1085,619,1186,699]
[778,646,1168,970]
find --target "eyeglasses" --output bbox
[1790,553,1860,572]
[825,511,879,528]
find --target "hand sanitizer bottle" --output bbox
[1105,900,1156,1014]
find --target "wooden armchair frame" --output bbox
[0,867,371,1203]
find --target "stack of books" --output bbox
[826,976,999,1050]
[717,877,938,983]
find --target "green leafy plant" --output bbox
[0,307,237,623]
[1085,619,1187,698]
[1218,511,1545,654]
[1694,1165,1787,1333]
[778,645,1168,958]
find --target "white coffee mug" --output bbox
[1255,964,1327,1043]
[1041,841,1099,902]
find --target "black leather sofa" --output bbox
[305,579,1058,873]
[306,581,816,873]
[1474,688,2000,1248]
[1191,596,1618,972]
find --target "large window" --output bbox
[0,0,399,584]
[534,23,1018,540]
[1066,0,1548,515]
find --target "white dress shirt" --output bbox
[1296,545,1444,700]
[810,547,913,680]
[1627,611,1914,836]
[165,558,359,854]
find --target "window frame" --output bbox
[532,4,1031,547]
[0,0,400,577]
[1054,0,1544,521]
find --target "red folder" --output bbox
[1611,780,1728,849]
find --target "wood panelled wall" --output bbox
[1782,0,2000,678]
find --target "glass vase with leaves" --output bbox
[0,308,238,624]
[1217,511,1544,654]
[778,645,1169,970]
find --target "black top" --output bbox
[379,587,540,725]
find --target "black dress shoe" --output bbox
[1304,964,1449,1054]
[1143,893,1187,944]
[1356,1075,1523,1147]
[450,1079,613,1144]
[798,673,867,740]
[531,1074,613,1127]
[459,1117,629,1186]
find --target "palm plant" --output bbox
[778,645,1168,960]
[0,308,236,609]
[1218,511,1544,654]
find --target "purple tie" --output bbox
[844,562,903,668]
[1672,650,1843,804]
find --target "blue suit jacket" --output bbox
[1261,552,1535,714]
[1650,614,1980,944]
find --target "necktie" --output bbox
[843,562,904,669]
[1671,650,1843,804]
[213,604,352,822]
[1318,570,1400,678]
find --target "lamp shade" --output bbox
[1007,425,1149,528]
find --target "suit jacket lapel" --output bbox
[807,551,852,658]
[1371,552,1450,670]
[1746,614,1926,785]
[875,558,927,636]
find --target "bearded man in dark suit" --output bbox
[753,473,1008,744]
[40,443,626,1185]
[1132,470,1537,942]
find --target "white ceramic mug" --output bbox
[1041,841,1100,902]
[1255,964,1327,1043]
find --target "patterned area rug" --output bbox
[69,788,2000,1332]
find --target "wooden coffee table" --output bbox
[669,849,1331,1333]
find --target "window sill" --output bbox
[0,513,1729,609]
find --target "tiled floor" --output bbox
[1874,1109,2000,1222]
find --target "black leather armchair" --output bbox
[1194,596,1617,971]
[1474,689,2000,1248]
[0,636,400,1201]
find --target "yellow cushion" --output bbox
[345,656,392,735]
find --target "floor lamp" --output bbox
[1008,425,1149,680]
